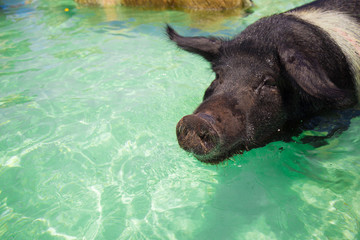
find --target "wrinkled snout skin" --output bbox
[168,0,360,164]
[176,96,246,162]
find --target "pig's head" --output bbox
[167,25,355,164]
[168,26,288,163]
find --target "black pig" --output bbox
[168,0,360,164]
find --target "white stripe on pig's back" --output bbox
[287,9,360,99]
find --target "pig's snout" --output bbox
[176,114,219,157]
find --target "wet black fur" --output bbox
[168,0,360,163]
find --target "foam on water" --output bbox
[1,0,360,239]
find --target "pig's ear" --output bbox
[166,25,221,62]
[278,47,355,108]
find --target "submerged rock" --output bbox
[74,0,253,11]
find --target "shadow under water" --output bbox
[193,110,360,239]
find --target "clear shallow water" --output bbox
[1,0,360,239]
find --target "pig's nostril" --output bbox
[176,114,219,156]
[198,132,216,151]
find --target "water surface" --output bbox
[1,0,360,239]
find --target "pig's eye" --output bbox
[263,77,276,87]
[255,76,277,93]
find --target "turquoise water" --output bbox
[1,0,360,239]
